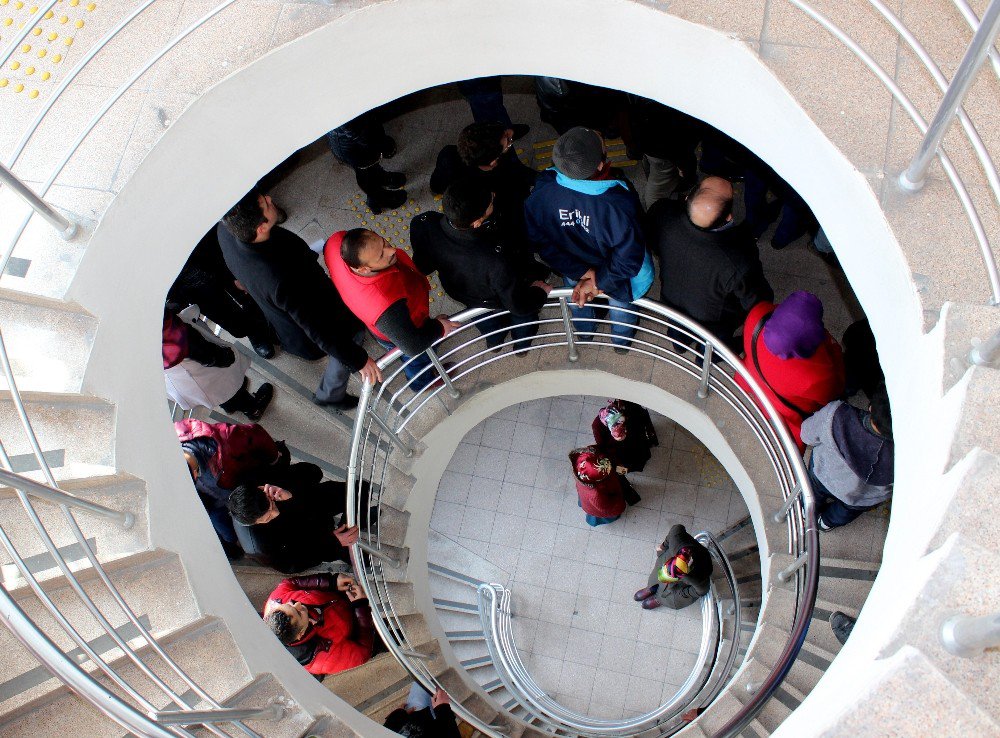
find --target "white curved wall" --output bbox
[63,0,931,728]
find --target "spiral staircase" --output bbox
[0,0,998,736]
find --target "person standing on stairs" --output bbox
[524,126,654,352]
[384,685,462,738]
[162,310,273,419]
[801,382,894,531]
[325,109,408,214]
[218,189,383,410]
[325,228,461,391]
[263,572,379,677]
[634,523,713,610]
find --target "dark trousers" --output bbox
[375,338,435,391]
[457,77,512,125]
[809,465,877,528]
[475,311,539,351]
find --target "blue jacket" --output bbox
[524,170,649,302]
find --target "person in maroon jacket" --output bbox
[569,445,626,527]
[263,572,377,677]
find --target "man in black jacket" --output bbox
[647,176,772,353]
[411,178,551,354]
[218,189,382,409]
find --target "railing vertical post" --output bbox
[969,327,1000,366]
[367,412,414,457]
[697,343,714,399]
[559,297,579,362]
[0,162,77,239]
[898,0,1000,191]
[772,483,803,523]
[425,347,460,399]
[940,612,1000,657]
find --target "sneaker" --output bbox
[817,515,833,532]
[633,587,656,602]
[830,611,856,645]
[244,382,274,421]
[313,393,360,411]
[379,169,407,190]
[641,596,662,610]
[367,188,407,214]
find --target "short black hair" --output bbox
[443,178,493,229]
[265,609,299,644]
[227,484,269,525]
[222,188,266,243]
[341,228,376,269]
[457,122,507,167]
[399,721,427,738]
[869,383,892,440]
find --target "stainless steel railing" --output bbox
[474,531,743,737]
[346,291,819,738]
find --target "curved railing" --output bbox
[346,290,819,738]
[475,531,741,737]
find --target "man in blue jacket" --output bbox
[524,126,653,351]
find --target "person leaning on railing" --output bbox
[383,684,462,738]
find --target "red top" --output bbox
[174,418,281,489]
[162,313,188,369]
[324,231,430,342]
[737,301,845,450]
[266,579,374,676]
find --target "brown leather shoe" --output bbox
[633,587,656,602]
[641,596,662,610]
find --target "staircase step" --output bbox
[229,560,285,613]
[0,551,198,715]
[817,557,881,612]
[0,474,148,573]
[194,673,312,738]
[0,291,97,394]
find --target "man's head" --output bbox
[264,600,309,644]
[687,176,734,230]
[443,179,495,230]
[222,188,282,243]
[341,228,398,275]
[552,127,607,181]
[457,122,513,169]
[227,483,291,525]
[869,383,893,440]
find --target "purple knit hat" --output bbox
[762,291,826,359]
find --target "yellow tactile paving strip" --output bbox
[345,193,447,302]
[530,137,638,171]
[0,0,97,99]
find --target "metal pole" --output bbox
[777,552,809,583]
[368,412,414,457]
[0,468,134,528]
[940,612,1000,657]
[559,297,579,362]
[969,328,1000,366]
[772,483,803,523]
[425,347,460,399]
[899,0,1000,191]
[356,539,401,566]
[697,343,714,399]
[150,702,285,724]
[0,162,77,239]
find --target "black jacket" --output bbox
[647,524,713,610]
[410,213,547,316]
[647,199,772,337]
[384,703,462,738]
[216,224,367,369]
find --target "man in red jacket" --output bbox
[325,228,459,391]
[263,572,376,677]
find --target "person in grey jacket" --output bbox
[800,383,893,530]
[633,523,713,610]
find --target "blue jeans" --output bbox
[562,277,639,346]
[406,683,434,715]
[809,465,877,528]
[376,338,434,391]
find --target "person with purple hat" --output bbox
[737,291,846,450]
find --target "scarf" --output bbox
[657,547,693,583]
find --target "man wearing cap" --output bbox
[524,126,653,351]
[633,523,713,610]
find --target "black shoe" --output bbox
[244,383,273,421]
[510,124,530,140]
[830,611,855,645]
[366,189,407,214]
[313,393,360,411]
[613,346,629,355]
[250,336,275,359]
[379,169,407,190]
[381,135,397,159]
[221,539,244,561]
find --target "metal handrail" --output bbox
[346,291,819,738]
[0,467,134,526]
[951,0,1000,78]
[474,532,743,736]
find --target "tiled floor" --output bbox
[430,395,748,719]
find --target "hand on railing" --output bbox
[431,688,451,709]
[358,357,383,385]
[334,523,360,547]
[436,315,462,337]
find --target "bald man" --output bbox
[647,176,772,353]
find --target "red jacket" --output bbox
[737,301,845,450]
[324,231,430,342]
[266,576,375,676]
[174,418,283,489]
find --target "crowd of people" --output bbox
[159,76,893,732]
